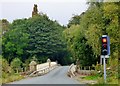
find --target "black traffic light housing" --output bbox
[101,37,107,55]
[101,35,110,56]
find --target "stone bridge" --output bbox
[29,59,58,77]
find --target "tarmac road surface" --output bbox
[9,66,80,84]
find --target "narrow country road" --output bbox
[10,66,80,84]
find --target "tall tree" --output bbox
[26,14,66,64]
[2,19,29,63]
[63,25,96,66]
[67,12,85,28]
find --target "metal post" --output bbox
[103,55,106,83]
[100,55,102,65]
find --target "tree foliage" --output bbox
[64,2,119,67]
[10,58,22,73]
[63,25,96,66]
[1,19,10,34]
[67,13,84,28]
[2,13,67,65]
[2,20,29,62]
[0,56,10,73]
[26,14,67,64]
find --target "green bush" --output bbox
[10,58,22,73]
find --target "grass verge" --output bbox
[82,74,99,80]
[2,73,24,84]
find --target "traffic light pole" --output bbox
[101,35,110,83]
[103,55,106,83]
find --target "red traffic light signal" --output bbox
[102,38,107,43]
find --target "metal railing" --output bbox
[78,66,96,75]
[79,66,95,70]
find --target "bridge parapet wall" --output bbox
[29,62,57,77]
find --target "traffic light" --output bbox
[101,35,110,55]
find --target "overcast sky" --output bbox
[0,0,89,25]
